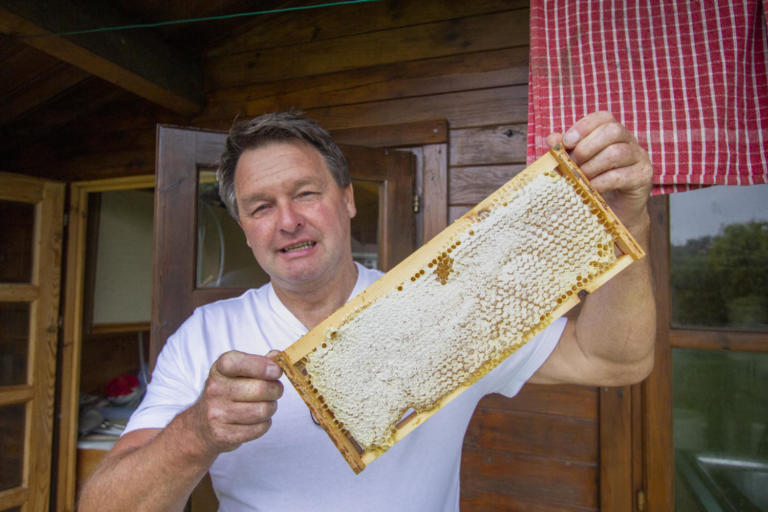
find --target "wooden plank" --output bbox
[479,384,600,420]
[0,171,44,202]
[450,164,527,204]
[0,385,35,406]
[0,486,27,510]
[599,386,634,511]
[235,49,529,118]
[0,0,202,114]
[644,195,675,511]
[208,0,529,56]
[201,47,528,124]
[331,120,448,148]
[421,143,448,242]
[26,177,65,512]
[460,449,599,509]
[464,408,598,463]
[303,86,528,131]
[450,124,528,166]
[0,63,88,124]
[0,283,38,302]
[670,328,768,352]
[206,10,529,88]
[460,492,598,512]
[449,205,473,222]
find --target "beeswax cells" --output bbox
[304,169,617,452]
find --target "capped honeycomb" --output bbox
[275,147,644,473]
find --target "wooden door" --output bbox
[151,125,417,366]
[0,172,64,512]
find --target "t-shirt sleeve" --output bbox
[478,317,567,398]
[123,314,203,434]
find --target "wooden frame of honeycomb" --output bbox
[274,145,645,473]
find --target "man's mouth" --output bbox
[280,241,316,253]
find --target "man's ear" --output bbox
[344,184,357,219]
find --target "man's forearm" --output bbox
[573,212,656,383]
[78,405,216,512]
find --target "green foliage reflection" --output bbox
[671,221,768,329]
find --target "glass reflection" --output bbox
[670,185,768,330]
[0,200,35,283]
[351,180,380,270]
[0,302,29,386]
[673,348,768,511]
[197,171,269,288]
[0,403,26,492]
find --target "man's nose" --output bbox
[277,202,304,233]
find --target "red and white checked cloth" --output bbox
[527,0,768,194]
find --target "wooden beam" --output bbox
[0,0,202,115]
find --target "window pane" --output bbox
[0,200,35,283]
[91,190,154,325]
[670,185,768,330]
[351,180,380,270]
[0,302,29,386]
[0,403,26,492]
[673,348,768,511]
[196,171,269,288]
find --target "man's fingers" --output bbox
[546,132,563,148]
[208,400,278,425]
[576,142,639,180]
[213,351,283,380]
[218,377,284,403]
[568,120,635,167]
[561,111,616,149]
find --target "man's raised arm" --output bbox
[532,111,656,386]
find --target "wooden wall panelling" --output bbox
[599,386,634,510]
[305,86,528,131]
[644,195,674,511]
[449,124,528,166]
[208,0,529,56]
[461,449,598,510]
[449,165,527,205]
[206,10,530,88]
[200,47,529,125]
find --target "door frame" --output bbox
[0,172,64,512]
[56,174,155,512]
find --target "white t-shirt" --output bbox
[126,263,565,511]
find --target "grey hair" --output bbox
[216,111,350,219]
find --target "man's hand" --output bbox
[546,111,653,230]
[190,350,284,456]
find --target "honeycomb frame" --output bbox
[275,146,645,473]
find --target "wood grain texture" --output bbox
[450,165,527,204]
[450,124,528,166]
[206,10,529,88]
[464,408,598,463]
[304,86,528,131]
[207,0,529,56]
[460,449,599,510]
[479,384,600,419]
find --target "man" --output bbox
[79,111,655,511]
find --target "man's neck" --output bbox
[272,261,359,330]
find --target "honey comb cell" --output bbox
[275,147,645,473]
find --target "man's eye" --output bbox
[297,191,317,199]
[252,204,270,215]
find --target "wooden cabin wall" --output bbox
[7,1,602,510]
[193,2,600,510]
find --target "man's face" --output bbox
[234,142,356,292]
